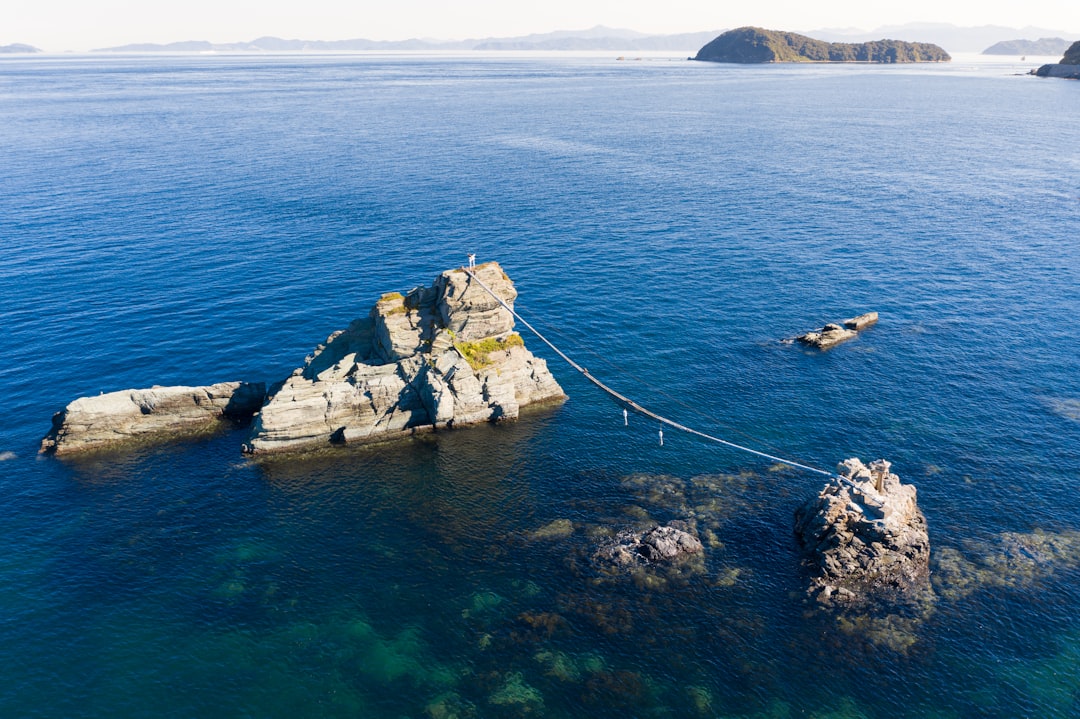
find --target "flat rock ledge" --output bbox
[40,381,265,456]
[244,262,565,455]
[794,458,930,608]
[795,311,878,349]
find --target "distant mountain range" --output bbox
[93,26,723,53]
[54,22,1078,55]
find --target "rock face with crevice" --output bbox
[40,381,266,455]
[794,458,931,607]
[244,262,564,454]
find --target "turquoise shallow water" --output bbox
[1,53,1079,717]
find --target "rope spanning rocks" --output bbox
[794,312,878,350]
[40,382,265,456]
[243,262,564,454]
[794,458,930,608]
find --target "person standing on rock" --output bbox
[468,253,476,270]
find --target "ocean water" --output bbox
[1,53,1079,718]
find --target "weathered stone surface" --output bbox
[843,311,879,331]
[435,263,516,341]
[796,322,857,349]
[794,458,931,607]
[40,381,265,455]
[245,262,564,454]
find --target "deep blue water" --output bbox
[2,53,1079,718]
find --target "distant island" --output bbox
[694,27,951,63]
[0,43,40,54]
[983,38,1073,55]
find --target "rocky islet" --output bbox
[41,262,564,456]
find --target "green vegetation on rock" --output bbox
[375,291,407,316]
[694,27,951,64]
[454,333,524,370]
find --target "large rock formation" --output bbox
[40,381,265,455]
[1033,39,1080,78]
[694,27,950,64]
[794,458,931,607]
[244,262,564,454]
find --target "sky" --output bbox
[4,0,1080,51]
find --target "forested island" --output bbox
[694,27,951,64]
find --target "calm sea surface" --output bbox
[2,53,1079,718]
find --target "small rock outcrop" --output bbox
[244,262,564,454]
[794,311,877,349]
[1033,39,1080,78]
[694,27,950,64]
[40,381,265,455]
[794,458,930,607]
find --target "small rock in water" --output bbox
[794,312,877,349]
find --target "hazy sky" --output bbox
[5,0,1080,51]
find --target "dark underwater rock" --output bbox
[593,521,703,569]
